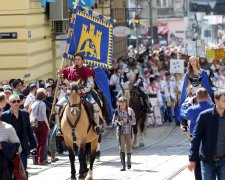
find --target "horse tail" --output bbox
[139,113,146,133]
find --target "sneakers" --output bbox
[94,126,104,135]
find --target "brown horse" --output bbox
[61,80,99,180]
[124,86,147,148]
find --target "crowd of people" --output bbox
[0,45,225,179]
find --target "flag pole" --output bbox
[50,1,78,118]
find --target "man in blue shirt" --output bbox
[188,89,225,180]
[181,87,214,180]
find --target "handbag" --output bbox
[30,102,40,130]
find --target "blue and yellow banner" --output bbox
[64,4,113,69]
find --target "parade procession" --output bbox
[1,0,225,180]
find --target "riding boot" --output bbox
[120,152,126,171]
[93,112,104,135]
[127,153,131,169]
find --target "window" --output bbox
[156,0,173,7]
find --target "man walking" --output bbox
[181,88,214,180]
[188,90,225,180]
[1,95,37,174]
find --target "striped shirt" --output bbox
[0,122,21,152]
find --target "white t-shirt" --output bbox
[24,92,35,108]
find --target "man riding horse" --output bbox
[121,56,151,113]
[58,52,104,135]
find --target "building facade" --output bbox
[156,0,187,46]
[0,0,61,81]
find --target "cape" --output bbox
[180,69,213,107]
[93,67,113,121]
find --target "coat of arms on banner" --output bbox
[63,4,113,68]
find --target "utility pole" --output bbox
[135,0,139,54]
[149,0,153,48]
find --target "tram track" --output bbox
[164,164,187,180]
[29,124,181,179]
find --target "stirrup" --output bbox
[94,126,104,135]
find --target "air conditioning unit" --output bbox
[52,20,68,35]
[50,0,69,20]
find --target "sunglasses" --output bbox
[11,100,20,104]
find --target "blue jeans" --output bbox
[201,158,225,180]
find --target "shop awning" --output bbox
[158,26,169,35]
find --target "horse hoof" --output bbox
[85,175,92,180]
[71,176,77,180]
[78,174,85,179]
[139,142,145,147]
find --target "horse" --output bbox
[61,80,99,180]
[129,86,147,148]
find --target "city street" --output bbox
[28,123,195,180]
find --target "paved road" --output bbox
[27,123,195,180]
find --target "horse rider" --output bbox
[57,52,104,135]
[120,56,152,113]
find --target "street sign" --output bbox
[187,40,197,56]
[113,26,131,37]
[0,32,17,39]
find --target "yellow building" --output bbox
[0,0,61,81]
[0,0,127,82]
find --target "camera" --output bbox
[30,149,37,156]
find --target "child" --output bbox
[112,97,136,171]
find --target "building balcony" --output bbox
[157,7,185,18]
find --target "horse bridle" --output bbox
[66,82,82,142]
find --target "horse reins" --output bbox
[66,102,81,142]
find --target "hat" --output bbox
[19,94,26,100]
[29,83,37,89]
[143,68,149,74]
[199,51,206,58]
[154,74,160,79]
[44,83,52,89]
[150,77,156,83]
[117,97,128,103]
[37,88,46,94]
[3,86,12,92]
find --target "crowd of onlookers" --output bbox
[0,45,225,178]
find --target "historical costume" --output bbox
[146,77,163,126]
[60,52,112,134]
[112,97,136,171]
[180,56,213,132]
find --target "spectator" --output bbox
[1,94,37,175]
[30,88,50,165]
[181,88,214,180]
[38,80,45,88]
[12,79,23,96]
[0,92,21,180]
[109,67,122,110]
[44,83,59,163]
[188,90,225,180]
[24,83,37,110]
[3,86,12,111]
